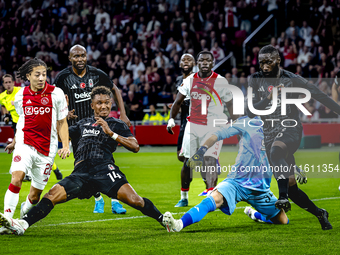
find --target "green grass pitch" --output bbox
[0,146,340,254]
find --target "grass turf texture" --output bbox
[0,147,339,254]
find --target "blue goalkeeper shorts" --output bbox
[215,179,280,220]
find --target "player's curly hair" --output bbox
[17,58,47,81]
[91,86,112,100]
[259,45,280,57]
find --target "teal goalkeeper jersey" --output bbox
[214,116,272,192]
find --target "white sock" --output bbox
[21,195,35,216]
[111,199,119,203]
[95,195,103,201]
[181,191,188,200]
[4,185,21,218]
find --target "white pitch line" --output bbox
[34,196,340,228]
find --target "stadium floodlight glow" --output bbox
[200,84,312,116]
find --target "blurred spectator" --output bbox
[142,104,163,125]
[210,42,225,63]
[126,54,145,82]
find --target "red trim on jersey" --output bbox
[8,183,21,193]
[189,72,219,125]
[22,83,55,156]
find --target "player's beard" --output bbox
[181,66,193,76]
[262,64,279,78]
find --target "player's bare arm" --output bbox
[112,83,131,127]
[331,82,340,103]
[167,92,186,134]
[57,117,71,159]
[95,117,139,153]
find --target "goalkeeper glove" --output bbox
[294,166,307,184]
[187,145,208,170]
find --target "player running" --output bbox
[163,116,289,232]
[0,58,70,234]
[0,86,164,235]
[170,53,196,207]
[167,51,235,207]
[0,74,63,181]
[247,45,337,229]
[54,44,129,214]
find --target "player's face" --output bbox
[69,47,87,71]
[258,53,280,77]
[180,55,195,73]
[197,54,214,74]
[91,94,112,118]
[26,66,47,92]
[3,77,14,92]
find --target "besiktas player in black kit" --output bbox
[247,45,340,230]
[54,44,130,214]
[0,86,164,235]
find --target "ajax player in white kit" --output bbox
[1,58,70,234]
[167,51,235,205]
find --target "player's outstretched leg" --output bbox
[198,156,217,196]
[175,158,191,207]
[288,177,332,230]
[244,207,273,223]
[164,192,219,232]
[52,162,63,180]
[116,184,163,224]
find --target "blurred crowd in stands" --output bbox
[0,0,339,123]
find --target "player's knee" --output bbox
[177,153,185,162]
[288,175,297,186]
[29,193,41,204]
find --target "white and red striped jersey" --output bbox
[14,82,68,157]
[178,71,232,125]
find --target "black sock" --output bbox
[94,192,101,199]
[288,184,321,217]
[140,198,163,223]
[22,198,54,227]
[277,179,289,199]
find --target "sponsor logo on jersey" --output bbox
[89,79,93,88]
[83,128,100,136]
[41,97,49,105]
[268,85,274,92]
[108,164,115,170]
[14,155,21,162]
[74,91,91,103]
[25,106,51,115]
[92,123,98,127]
[4,209,12,213]
[80,82,86,89]
[26,99,32,104]
[258,86,265,92]
[71,84,78,89]
[84,122,91,126]
[191,91,211,100]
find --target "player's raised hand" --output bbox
[58,147,71,159]
[5,142,15,154]
[167,118,175,134]
[67,109,78,120]
[186,146,208,170]
[95,117,112,135]
[120,115,132,127]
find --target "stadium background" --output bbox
[0,0,340,253]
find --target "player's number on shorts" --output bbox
[107,171,122,183]
[43,164,52,175]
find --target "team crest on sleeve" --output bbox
[108,164,115,170]
[89,79,93,88]
[268,86,273,92]
[41,97,49,105]
[14,155,21,162]
[80,83,86,89]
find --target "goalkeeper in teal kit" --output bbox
[163,116,289,232]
